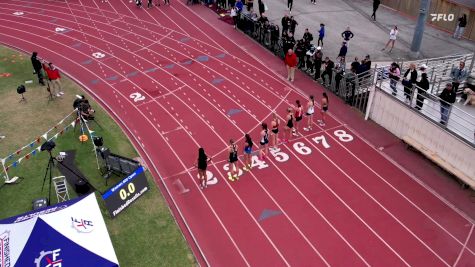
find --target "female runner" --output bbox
[283,107,294,143]
[228,139,239,181]
[259,123,269,160]
[270,113,280,149]
[196,148,212,189]
[304,95,315,131]
[294,100,303,135]
[243,134,253,171]
[319,93,329,126]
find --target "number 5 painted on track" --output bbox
[130,92,145,102]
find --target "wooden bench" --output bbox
[402,135,475,189]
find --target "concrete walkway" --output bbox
[259,0,474,63]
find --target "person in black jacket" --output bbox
[321,57,334,85]
[258,0,265,16]
[302,28,313,48]
[371,0,380,21]
[281,15,290,36]
[337,42,347,61]
[402,63,417,103]
[453,14,467,39]
[31,52,45,86]
[439,83,456,125]
[341,27,354,44]
[289,16,298,35]
[313,47,323,80]
[415,73,429,110]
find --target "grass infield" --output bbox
[0,45,195,266]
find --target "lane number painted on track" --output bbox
[334,130,353,142]
[55,27,67,33]
[269,147,289,162]
[92,52,106,59]
[215,129,354,178]
[130,92,145,102]
[196,171,218,185]
[13,11,24,16]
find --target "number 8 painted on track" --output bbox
[334,130,353,142]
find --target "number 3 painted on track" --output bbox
[130,92,145,102]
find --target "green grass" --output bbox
[0,45,195,266]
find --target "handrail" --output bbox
[375,74,475,145]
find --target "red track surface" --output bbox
[1,1,475,266]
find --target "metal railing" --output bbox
[375,75,475,145]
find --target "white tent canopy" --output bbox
[0,194,119,267]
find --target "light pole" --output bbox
[410,0,431,58]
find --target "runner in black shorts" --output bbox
[196,147,211,189]
[283,107,294,142]
[319,92,329,126]
[270,113,280,149]
[243,134,253,171]
[294,100,303,135]
[228,139,239,181]
[259,123,269,160]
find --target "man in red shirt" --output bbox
[284,49,297,82]
[43,61,64,97]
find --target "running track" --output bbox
[1,1,475,266]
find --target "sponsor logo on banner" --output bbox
[71,217,94,233]
[34,249,62,267]
[0,231,11,267]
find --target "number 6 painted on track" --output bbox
[130,92,145,102]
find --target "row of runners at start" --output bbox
[195,92,329,189]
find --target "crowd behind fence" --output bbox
[235,12,475,145]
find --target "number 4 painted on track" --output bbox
[130,92,145,102]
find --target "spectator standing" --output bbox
[341,27,354,45]
[147,0,153,8]
[311,0,316,4]
[43,61,63,97]
[295,40,306,69]
[453,14,467,39]
[402,63,418,103]
[313,46,323,80]
[164,0,169,5]
[417,64,428,82]
[305,45,316,74]
[371,0,380,21]
[230,6,238,28]
[31,52,45,86]
[337,42,347,61]
[281,14,290,36]
[321,57,334,85]
[439,83,456,125]
[415,73,429,110]
[235,0,243,15]
[302,28,313,48]
[450,61,468,92]
[289,16,298,35]
[247,0,254,12]
[382,25,398,53]
[317,23,325,47]
[388,62,400,96]
[287,0,293,14]
[350,57,360,73]
[283,33,296,54]
[258,0,265,16]
[285,49,298,82]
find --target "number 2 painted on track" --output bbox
[130,92,145,103]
